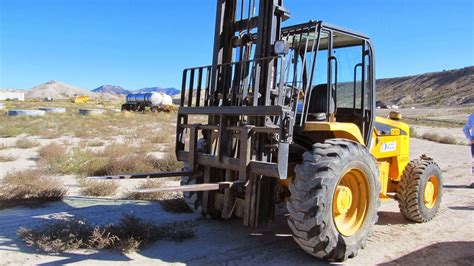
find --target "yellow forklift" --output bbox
[93,0,443,261]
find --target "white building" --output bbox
[0,92,25,101]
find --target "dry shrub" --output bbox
[151,153,182,173]
[126,180,191,213]
[38,144,180,177]
[102,143,133,158]
[0,170,67,208]
[0,154,17,162]
[17,219,91,253]
[39,142,66,161]
[80,180,119,197]
[420,132,459,145]
[15,137,40,149]
[0,143,12,150]
[126,179,170,201]
[88,140,105,147]
[42,148,99,175]
[17,214,196,254]
[38,143,72,174]
[38,129,62,139]
[86,155,156,176]
[148,133,167,144]
[136,141,155,154]
[85,154,181,177]
[79,140,105,148]
[409,127,419,138]
[0,125,23,137]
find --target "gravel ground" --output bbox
[0,138,473,265]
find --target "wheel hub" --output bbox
[335,185,353,215]
[332,168,370,237]
[423,176,439,209]
[424,181,434,204]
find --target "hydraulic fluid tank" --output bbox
[126,92,162,106]
[161,94,173,106]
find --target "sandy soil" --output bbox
[376,107,473,124]
[0,137,473,265]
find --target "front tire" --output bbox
[287,139,380,261]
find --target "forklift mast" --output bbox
[175,0,322,226]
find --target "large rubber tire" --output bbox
[396,158,443,223]
[287,139,380,261]
[180,165,202,212]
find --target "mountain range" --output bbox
[23,80,122,102]
[1,66,472,106]
[92,85,130,95]
[92,85,180,96]
[377,66,474,106]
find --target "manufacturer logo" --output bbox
[381,141,397,152]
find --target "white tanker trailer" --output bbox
[122,92,173,112]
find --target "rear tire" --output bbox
[287,139,380,261]
[396,158,443,222]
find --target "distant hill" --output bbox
[92,85,130,95]
[25,80,122,102]
[136,87,180,96]
[27,80,94,100]
[376,66,474,107]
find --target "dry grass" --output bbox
[409,127,420,138]
[0,143,12,150]
[0,124,25,137]
[126,179,170,201]
[0,154,17,162]
[86,140,105,147]
[17,214,196,254]
[90,152,182,177]
[15,137,40,149]
[419,132,460,145]
[39,142,181,178]
[102,143,133,157]
[79,180,119,197]
[39,142,67,160]
[38,129,62,139]
[0,101,177,142]
[126,179,191,213]
[38,143,70,174]
[148,133,168,144]
[0,170,67,208]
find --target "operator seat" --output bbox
[307,84,335,121]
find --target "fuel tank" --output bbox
[126,92,162,106]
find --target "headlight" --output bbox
[274,40,288,55]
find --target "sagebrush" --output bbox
[0,169,67,208]
[17,214,196,253]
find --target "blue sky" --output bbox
[0,0,473,90]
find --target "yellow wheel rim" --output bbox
[424,175,439,209]
[332,168,370,236]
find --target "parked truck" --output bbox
[121,92,173,112]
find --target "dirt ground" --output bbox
[0,107,473,265]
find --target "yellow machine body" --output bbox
[302,114,410,200]
[73,96,90,104]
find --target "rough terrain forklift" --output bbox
[93,0,443,261]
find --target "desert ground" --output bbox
[0,102,473,265]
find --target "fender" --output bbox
[303,122,365,145]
